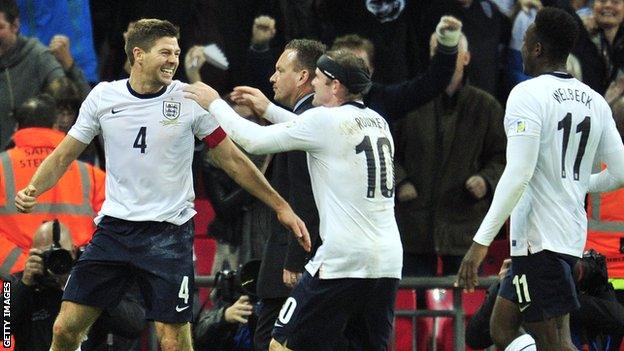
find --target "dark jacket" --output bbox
[10,273,146,351]
[394,84,506,255]
[193,301,254,351]
[256,95,317,299]
[0,35,65,148]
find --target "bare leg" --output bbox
[155,321,193,351]
[51,301,102,351]
[490,296,523,348]
[524,314,572,351]
[269,338,294,351]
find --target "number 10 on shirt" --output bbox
[355,135,394,198]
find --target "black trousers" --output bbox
[254,297,286,351]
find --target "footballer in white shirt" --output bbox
[455,8,624,351]
[186,50,404,351]
[14,19,309,351]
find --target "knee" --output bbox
[52,318,81,342]
[269,338,286,351]
[159,337,181,351]
[490,319,517,348]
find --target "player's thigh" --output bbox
[133,220,195,323]
[489,295,523,347]
[500,252,579,323]
[271,272,356,351]
[54,301,102,334]
[355,278,399,351]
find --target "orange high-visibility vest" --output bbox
[587,185,624,278]
[0,128,105,278]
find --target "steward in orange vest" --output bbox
[587,188,624,280]
[0,95,105,278]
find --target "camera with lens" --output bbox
[214,260,261,304]
[40,219,74,275]
[574,249,609,295]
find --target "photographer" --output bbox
[194,260,260,351]
[466,250,624,350]
[10,220,146,351]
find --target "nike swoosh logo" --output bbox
[519,304,530,312]
[111,108,125,114]
[176,305,190,312]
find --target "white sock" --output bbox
[504,334,537,351]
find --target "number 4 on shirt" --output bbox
[134,127,147,153]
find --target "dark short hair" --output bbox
[0,0,19,24]
[44,77,83,113]
[321,49,371,95]
[534,7,578,63]
[15,94,58,129]
[284,39,326,77]
[124,18,179,65]
[331,34,375,67]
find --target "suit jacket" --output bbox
[256,95,319,299]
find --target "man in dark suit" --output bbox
[244,39,326,351]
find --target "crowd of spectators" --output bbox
[1,0,624,350]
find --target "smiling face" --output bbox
[594,0,624,29]
[136,36,180,87]
[311,68,334,106]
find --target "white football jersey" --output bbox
[69,79,222,224]
[210,100,403,279]
[506,73,623,257]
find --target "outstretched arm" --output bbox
[15,136,88,212]
[185,82,319,155]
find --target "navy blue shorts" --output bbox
[498,250,580,322]
[63,216,195,323]
[272,271,399,351]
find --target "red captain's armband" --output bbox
[203,127,227,148]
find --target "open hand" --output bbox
[224,295,254,324]
[231,86,271,117]
[277,207,311,252]
[455,242,488,292]
[183,82,220,109]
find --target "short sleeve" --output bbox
[191,101,222,140]
[68,83,104,144]
[504,83,542,139]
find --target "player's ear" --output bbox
[298,69,310,87]
[133,47,143,65]
[534,42,543,57]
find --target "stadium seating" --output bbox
[393,289,417,351]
